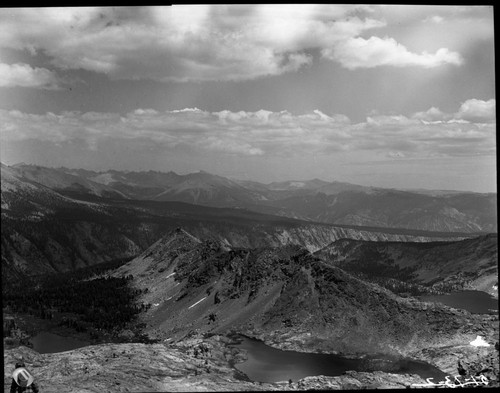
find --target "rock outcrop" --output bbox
[3,336,432,392]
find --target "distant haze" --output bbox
[0,5,495,193]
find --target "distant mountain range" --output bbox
[5,163,497,233]
[1,163,474,279]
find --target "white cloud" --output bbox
[455,99,495,123]
[366,114,415,126]
[0,5,467,82]
[0,101,495,161]
[0,6,320,82]
[411,99,495,125]
[323,36,463,69]
[353,100,495,158]
[412,107,450,122]
[0,62,62,89]
[133,108,159,116]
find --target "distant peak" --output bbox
[174,227,192,236]
[167,227,201,243]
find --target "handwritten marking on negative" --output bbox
[411,375,489,388]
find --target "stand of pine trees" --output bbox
[2,257,148,336]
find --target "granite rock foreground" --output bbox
[4,336,432,392]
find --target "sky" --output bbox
[0,5,496,192]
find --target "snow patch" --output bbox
[470,336,490,347]
[188,296,207,309]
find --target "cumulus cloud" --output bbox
[0,108,352,158]
[323,36,463,69]
[411,99,495,125]
[455,99,495,123]
[412,107,450,122]
[0,5,465,82]
[0,99,495,161]
[0,62,63,89]
[353,99,495,158]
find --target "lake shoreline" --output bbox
[228,334,447,383]
[419,289,499,315]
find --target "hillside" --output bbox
[314,234,498,296]
[268,190,497,233]
[10,163,127,199]
[115,229,497,359]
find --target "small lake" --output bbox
[420,290,498,314]
[31,331,90,354]
[230,335,446,383]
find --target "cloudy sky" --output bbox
[0,5,495,192]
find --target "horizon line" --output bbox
[2,161,496,195]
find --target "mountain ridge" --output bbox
[314,234,498,297]
[3,163,496,233]
[7,162,495,194]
